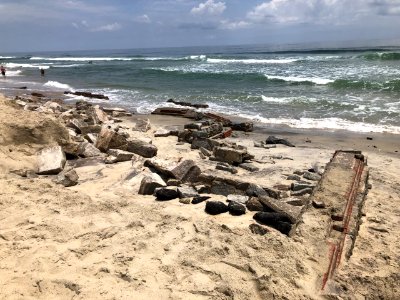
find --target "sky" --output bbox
[1,0,400,52]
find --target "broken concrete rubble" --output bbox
[205,201,229,215]
[55,168,79,187]
[155,187,179,201]
[144,158,199,181]
[36,146,66,175]
[228,201,246,215]
[134,118,151,132]
[107,149,134,162]
[126,139,157,158]
[253,212,293,235]
[138,173,167,195]
[79,142,102,158]
[266,136,295,147]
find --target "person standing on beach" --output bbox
[0,65,5,77]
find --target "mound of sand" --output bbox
[0,97,69,173]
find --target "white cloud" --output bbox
[135,14,151,24]
[90,22,122,32]
[71,20,89,29]
[220,20,250,30]
[247,0,368,25]
[191,0,226,16]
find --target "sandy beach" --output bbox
[0,92,399,300]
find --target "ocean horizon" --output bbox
[1,43,400,134]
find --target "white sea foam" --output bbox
[30,56,204,62]
[265,75,334,85]
[189,55,207,60]
[52,64,85,68]
[236,116,400,134]
[0,56,15,59]
[5,62,50,69]
[261,95,291,103]
[5,70,22,77]
[43,81,73,90]
[207,58,297,64]
[31,57,135,62]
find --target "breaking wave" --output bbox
[30,55,207,62]
[43,81,73,90]
[361,52,400,61]
[5,62,50,69]
[265,75,334,85]
[207,58,298,64]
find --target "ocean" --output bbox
[1,44,400,133]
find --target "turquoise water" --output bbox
[1,44,400,133]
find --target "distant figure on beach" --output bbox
[40,68,45,76]
[0,65,5,77]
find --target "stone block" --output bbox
[107,149,134,162]
[36,146,66,175]
[213,146,247,164]
[138,173,167,195]
[127,139,157,158]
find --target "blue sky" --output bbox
[1,0,400,52]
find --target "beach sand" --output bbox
[0,93,399,299]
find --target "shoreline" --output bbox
[1,73,400,135]
[3,82,400,156]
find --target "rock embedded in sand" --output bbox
[303,171,322,181]
[213,146,249,164]
[205,201,229,215]
[95,127,117,152]
[134,118,151,132]
[144,158,199,181]
[246,197,264,211]
[192,195,210,204]
[227,194,248,204]
[238,163,259,172]
[228,201,246,216]
[216,162,238,174]
[287,174,302,181]
[258,196,301,224]
[266,136,295,147]
[253,212,292,235]
[154,128,171,137]
[291,188,313,196]
[107,149,134,162]
[155,187,179,201]
[312,199,326,209]
[79,142,102,158]
[55,168,79,187]
[179,198,192,204]
[249,223,269,235]
[67,118,89,134]
[138,173,167,195]
[191,137,221,151]
[86,105,109,124]
[231,122,253,132]
[177,185,198,198]
[291,182,315,191]
[210,181,238,196]
[126,139,157,158]
[36,146,66,175]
